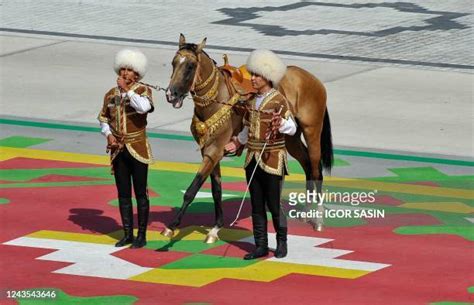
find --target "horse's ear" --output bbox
[196,37,207,53]
[179,33,186,48]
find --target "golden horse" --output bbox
[163,34,333,242]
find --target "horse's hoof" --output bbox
[204,234,219,244]
[161,227,174,238]
[204,227,221,244]
[313,223,324,232]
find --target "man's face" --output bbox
[251,73,271,92]
[119,68,139,84]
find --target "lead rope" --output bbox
[137,81,167,92]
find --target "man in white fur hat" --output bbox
[225,50,296,259]
[98,48,154,249]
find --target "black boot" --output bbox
[131,198,149,249]
[274,237,288,259]
[273,209,288,258]
[244,213,269,260]
[244,246,269,260]
[115,198,134,247]
[274,224,288,258]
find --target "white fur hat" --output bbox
[114,49,147,80]
[246,49,286,86]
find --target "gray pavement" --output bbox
[2,0,472,70]
[0,0,473,158]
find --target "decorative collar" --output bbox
[256,88,275,99]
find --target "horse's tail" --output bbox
[321,108,334,174]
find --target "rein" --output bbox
[137,81,167,92]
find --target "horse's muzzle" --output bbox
[166,88,184,109]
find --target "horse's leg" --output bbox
[161,153,218,237]
[285,132,316,222]
[301,126,324,231]
[204,162,223,243]
[286,131,313,182]
[313,164,324,229]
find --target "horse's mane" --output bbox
[179,43,216,65]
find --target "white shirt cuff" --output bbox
[100,122,112,137]
[279,117,297,136]
[237,126,249,144]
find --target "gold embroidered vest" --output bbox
[97,83,154,164]
[244,89,294,176]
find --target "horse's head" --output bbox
[166,34,207,109]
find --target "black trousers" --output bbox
[245,158,287,248]
[113,147,148,200]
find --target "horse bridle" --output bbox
[135,49,205,94]
[136,49,223,108]
[173,49,222,107]
[139,50,276,116]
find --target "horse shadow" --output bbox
[68,208,122,240]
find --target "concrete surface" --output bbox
[0,0,472,158]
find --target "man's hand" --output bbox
[224,136,241,154]
[107,134,119,150]
[117,77,130,92]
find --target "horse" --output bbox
[162,34,333,242]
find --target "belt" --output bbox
[112,129,146,145]
[247,139,285,151]
[108,129,146,174]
